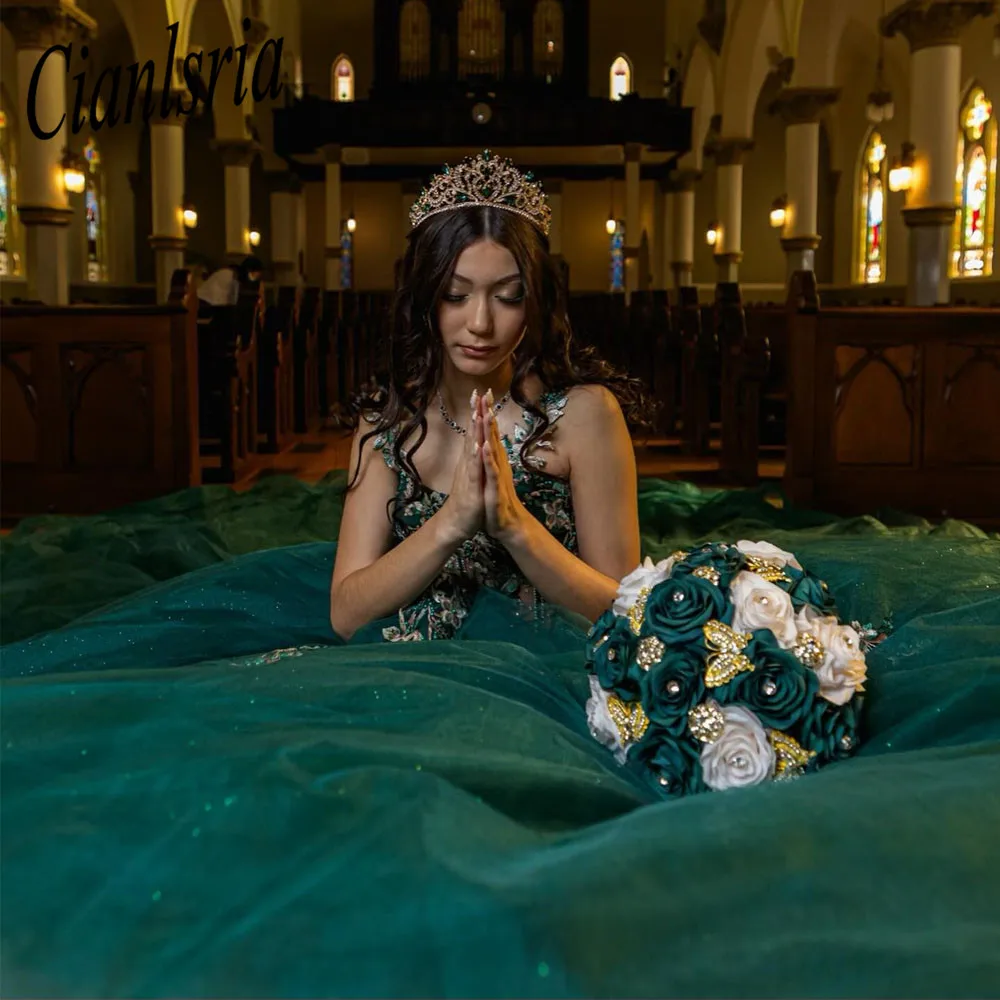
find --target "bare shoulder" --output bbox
[559,384,625,430]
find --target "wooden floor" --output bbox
[229,418,786,492]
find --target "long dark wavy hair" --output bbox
[347,203,650,530]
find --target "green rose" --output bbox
[586,609,618,655]
[718,631,818,731]
[643,575,731,644]
[799,697,863,762]
[640,646,706,736]
[674,545,743,586]
[591,616,641,699]
[630,729,705,797]
[787,572,840,615]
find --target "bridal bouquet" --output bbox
[585,541,877,797]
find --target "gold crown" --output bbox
[409,150,552,236]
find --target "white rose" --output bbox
[699,705,776,791]
[729,571,797,648]
[612,556,674,617]
[804,616,868,706]
[585,676,627,763]
[736,540,802,571]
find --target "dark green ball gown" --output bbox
[2,457,999,997]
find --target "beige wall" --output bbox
[589,0,666,99]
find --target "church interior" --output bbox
[3,4,1000,997]
[1,0,999,525]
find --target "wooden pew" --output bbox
[785,281,1000,521]
[293,286,322,432]
[716,283,770,486]
[257,288,294,454]
[676,286,714,456]
[198,277,260,482]
[1,271,200,516]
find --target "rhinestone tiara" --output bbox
[409,150,552,236]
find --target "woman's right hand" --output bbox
[440,390,486,544]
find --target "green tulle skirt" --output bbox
[2,474,999,998]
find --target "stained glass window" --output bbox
[399,0,431,80]
[952,86,997,278]
[0,103,23,278]
[83,137,106,282]
[857,129,887,284]
[610,56,631,100]
[332,57,354,102]
[340,223,353,290]
[609,220,625,292]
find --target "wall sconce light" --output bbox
[706,221,721,247]
[769,195,788,229]
[182,203,199,229]
[61,149,86,194]
[888,142,915,193]
[605,213,617,235]
[248,229,261,248]
[346,211,357,233]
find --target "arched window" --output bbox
[856,129,887,284]
[399,0,431,80]
[331,56,355,102]
[0,102,24,278]
[610,55,632,100]
[532,0,564,81]
[952,85,997,278]
[609,220,625,292]
[458,0,504,80]
[83,137,106,283]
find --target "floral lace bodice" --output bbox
[368,390,577,642]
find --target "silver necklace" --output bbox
[437,388,512,435]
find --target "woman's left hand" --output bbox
[480,391,529,544]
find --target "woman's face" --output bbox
[437,239,527,376]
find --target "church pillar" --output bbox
[324,145,343,291]
[267,170,303,287]
[545,179,563,257]
[710,139,753,283]
[664,169,700,289]
[624,144,642,298]
[883,1,994,305]
[148,99,189,302]
[0,3,96,303]
[769,87,840,281]
[213,139,259,264]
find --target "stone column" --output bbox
[545,178,563,257]
[769,87,840,281]
[883,0,995,305]
[213,139,260,264]
[267,170,303,287]
[710,139,753,283]
[664,168,700,289]
[324,145,343,291]
[148,94,190,302]
[0,2,96,303]
[624,143,642,297]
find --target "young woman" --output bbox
[330,151,645,641]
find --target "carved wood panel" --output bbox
[62,343,152,470]
[1,345,38,464]
[939,345,1000,465]
[833,344,918,466]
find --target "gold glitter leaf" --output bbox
[628,586,651,635]
[692,565,721,586]
[744,554,791,584]
[767,729,817,780]
[607,694,650,744]
[793,631,825,668]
